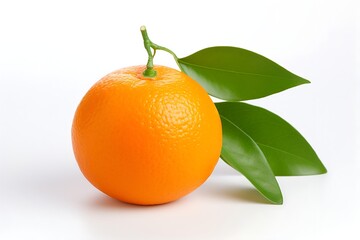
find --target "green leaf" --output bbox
[178,46,310,101]
[216,102,327,176]
[220,115,283,204]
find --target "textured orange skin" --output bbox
[72,65,222,205]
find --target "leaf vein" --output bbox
[178,60,295,80]
[256,142,312,163]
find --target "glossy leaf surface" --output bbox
[178,47,310,101]
[216,102,327,176]
[220,115,283,204]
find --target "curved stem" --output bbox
[151,43,178,61]
[140,26,181,78]
[140,26,156,77]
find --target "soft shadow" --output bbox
[90,195,136,209]
[205,180,273,205]
[88,193,187,211]
[219,187,272,204]
[17,166,93,206]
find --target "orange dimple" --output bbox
[72,65,222,205]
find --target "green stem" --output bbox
[152,43,179,62]
[140,26,180,78]
[140,26,156,77]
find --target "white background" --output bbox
[0,0,359,239]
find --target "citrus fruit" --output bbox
[72,65,222,205]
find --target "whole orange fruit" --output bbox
[72,65,222,205]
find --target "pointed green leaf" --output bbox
[178,46,310,101]
[216,102,327,176]
[220,115,283,204]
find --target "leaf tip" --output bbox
[275,197,284,205]
[296,76,311,85]
[266,192,283,205]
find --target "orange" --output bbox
[72,65,222,205]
